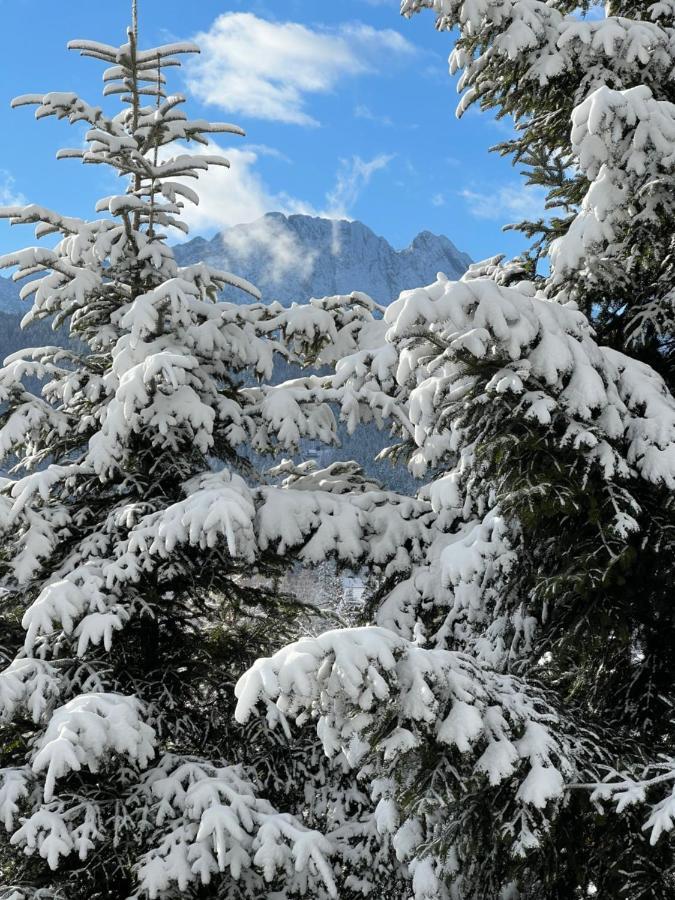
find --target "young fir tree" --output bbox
[0,6,393,899]
[237,3,675,898]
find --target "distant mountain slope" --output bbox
[0,215,471,314]
[173,213,472,305]
[0,275,23,315]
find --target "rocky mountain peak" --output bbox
[173,213,471,305]
[0,214,472,313]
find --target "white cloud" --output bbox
[169,142,314,236]
[354,104,393,127]
[325,154,394,219]
[166,143,393,244]
[187,12,415,126]
[460,183,548,222]
[165,143,395,276]
[0,170,25,207]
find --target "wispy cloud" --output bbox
[325,154,394,219]
[354,104,393,127]
[431,193,445,207]
[0,170,25,207]
[167,142,394,237]
[188,12,415,126]
[165,142,396,274]
[460,183,548,222]
[209,150,394,279]
[166,142,314,235]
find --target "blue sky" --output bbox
[0,0,544,262]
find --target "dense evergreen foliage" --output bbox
[0,10,379,899]
[237,2,675,897]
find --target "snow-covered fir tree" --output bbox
[0,7,403,899]
[238,264,675,897]
[236,2,675,898]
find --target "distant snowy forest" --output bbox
[0,2,674,900]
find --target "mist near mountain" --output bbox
[173,213,472,304]
[0,214,471,315]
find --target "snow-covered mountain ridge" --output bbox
[0,214,470,313]
[173,213,472,305]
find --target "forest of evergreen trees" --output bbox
[0,2,674,898]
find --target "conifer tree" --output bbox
[237,3,675,898]
[0,6,377,898]
[239,266,675,897]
